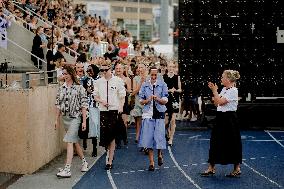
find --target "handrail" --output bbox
[8,2,80,58]
[24,6,54,27]
[3,8,35,33]
[1,34,47,69]
[64,46,80,58]
[11,1,52,28]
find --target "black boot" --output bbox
[83,139,87,150]
[92,137,97,157]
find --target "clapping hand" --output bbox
[169,87,176,93]
[208,82,218,92]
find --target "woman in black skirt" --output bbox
[201,70,242,177]
[163,62,182,146]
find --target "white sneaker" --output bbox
[81,161,89,172]
[56,168,71,178]
[190,116,197,122]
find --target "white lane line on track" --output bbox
[243,162,283,188]
[106,153,118,189]
[110,156,279,175]
[168,146,202,189]
[265,130,284,133]
[265,130,284,148]
[195,139,284,142]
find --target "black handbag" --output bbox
[78,116,89,139]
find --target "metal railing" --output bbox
[2,34,47,69]
[22,70,57,89]
[3,8,35,33]
[80,41,109,57]
[9,1,81,59]
[0,70,57,89]
[11,1,52,27]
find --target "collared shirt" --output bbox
[77,75,88,85]
[139,79,168,119]
[87,76,99,108]
[217,87,238,112]
[55,82,88,117]
[93,75,126,111]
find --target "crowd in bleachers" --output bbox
[1,0,202,178]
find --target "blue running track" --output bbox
[74,128,284,189]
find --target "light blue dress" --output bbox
[87,78,100,138]
[131,76,144,117]
[138,79,168,149]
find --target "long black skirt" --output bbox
[208,111,242,165]
[99,110,118,148]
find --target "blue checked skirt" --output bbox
[88,107,100,138]
[138,118,166,150]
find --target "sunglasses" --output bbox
[86,69,92,72]
[100,68,109,72]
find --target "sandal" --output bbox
[105,164,113,170]
[148,165,155,171]
[143,148,149,155]
[225,170,241,178]
[200,169,215,177]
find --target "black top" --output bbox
[46,49,55,71]
[163,74,180,113]
[163,74,179,90]
[53,51,66,62]
[31,34,44,59]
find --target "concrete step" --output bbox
[0,47,38,73]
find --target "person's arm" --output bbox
[132,77,145,95]
[139,83,152,105]
[79,86,89,131]
[154,83,168,105]
[208,82,228,106]
[93,81,108,107]
[117,78,126,112]
[176,75,182,93]
[54,107,61,130]
[54,88,61,130]
[126,77,132,93]
[81,107,87,131]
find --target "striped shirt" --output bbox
[55,82,88,117]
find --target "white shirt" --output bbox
[93,76,126,111]
[141,82,155,119]
[217,87,238,112]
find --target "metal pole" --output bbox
[137,0,140,41]
[160,0,169,44]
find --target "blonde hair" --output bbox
[223,70,240,82]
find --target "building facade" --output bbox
[74,0,176,43]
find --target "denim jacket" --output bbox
[139,79,168,113]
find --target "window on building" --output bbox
[140,25,152,42]
[140,8,152,13]
[112,6,124,12]
[128,0,153,2]
[125,7,138,13]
